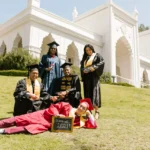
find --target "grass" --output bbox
[0,76,150,150]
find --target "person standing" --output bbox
[80,44,105,119]
[39,41,63,94]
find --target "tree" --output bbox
[0,48,39,70]
[139,24,149,32]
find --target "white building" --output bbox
[139,30,150,86]
[0,0,147,88]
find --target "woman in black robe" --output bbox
[80,44,105,119]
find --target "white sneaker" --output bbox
[0,129,4,134]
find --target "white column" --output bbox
[109,1,116,82]
[133,8,140,87]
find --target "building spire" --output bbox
[133,6,138,19]
[72,7,78,21]
[27,0,40,8]
[109,0,113,4]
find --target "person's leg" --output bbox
[0,117,16,128]
[4,126,27,134]
[94,106,100,120]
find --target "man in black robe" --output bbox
[13,64,58,116]
[52,62,81,108]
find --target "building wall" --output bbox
[139,31,150,59]
[28,21,103,66]
[0,23,31,53]
[139,30,150,84]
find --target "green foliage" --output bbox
[0,48,39,70]
[0,70,27,76]
[100,72,112,83]
[138,24,149,32]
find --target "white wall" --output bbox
[0,23,30,53]
[139,31,150,59]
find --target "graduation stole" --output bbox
[69,108,86,128]
[26,78,40,100]
[84,53,96,68]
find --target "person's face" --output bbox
[76,103,87,116]
[63,67,71,76]
[50,48,57,55]
[29,70,39,81]
[85,47,93,56]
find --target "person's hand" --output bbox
[57,114,65,117]
[89,67,95,72]
[59,91,67,96]
[29,93,39,100]
[46,67,52,71]
[86,110,91,117]
[59,95,65,100]
[50,96,59,102]
[83,70,88,74]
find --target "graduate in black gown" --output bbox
[80,44,105,119]
[52,62,81,108]
[39,41,63,94]
[13,64,58,116]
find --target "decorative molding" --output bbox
[120,24,127,35]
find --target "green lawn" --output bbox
[0,76,150,150]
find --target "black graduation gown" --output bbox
[80,53,105,108]
[52,75,82,108]
[13,78,52,116]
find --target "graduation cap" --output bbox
[60,62,72,69]
[47,41,59,49]
[26,64,39,72]
[80,98,94,111]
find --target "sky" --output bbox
[0,0,150,26]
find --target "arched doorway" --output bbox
[40,34,55,58]
[66,42,80,66]
[13,34,23,50]
[143,69,149,83]
[116,36,132,83]
[0,42,7,56]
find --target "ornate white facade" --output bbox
[0,0,147,88]
[139,30,150,86]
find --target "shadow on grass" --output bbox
[7,111,13,114]
[0,117,10,120]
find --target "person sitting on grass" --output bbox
[51,62,81,108]
[13,64,58,116]
[0,98,97,135]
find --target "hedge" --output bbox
[0,70,27,76]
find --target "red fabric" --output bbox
[0,117,16,128]
[80,98,94,111]
[15,102,72,134]
[84,118,97,129]
[73,116,80,127]
[0,102,96,134]
[5,126,26,134]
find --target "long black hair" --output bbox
[80,44,95,65]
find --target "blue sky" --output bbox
[0,0,149,26]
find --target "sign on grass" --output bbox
[51,116,73,133]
